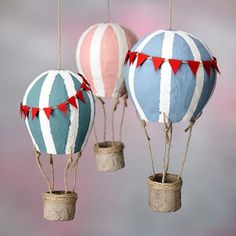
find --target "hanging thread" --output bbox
[64,152,73,193]
[98,97,107,142]
[168,0,173,30]
[49,154,55,192]
[141,121,156,178]
[111,96,120,143]
[57,0,62,69]
[119,94,128,142]
[107,0,110,22]
[73,152,81,193]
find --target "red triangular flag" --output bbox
[129,52,137,65]
[23,105,29,119]
[31,107,39,120]
[211,58,221,74]
[57,103,67,114]
[152,57,165,71]
[124,50,130,65]
[187,61,200,76]
[76,90,86,103]
[203,61,211,77]
[68,96,78,108]
[81,82,91,91]
[43,107,53,119]
[136,53,149,67]
[169,59,182,74]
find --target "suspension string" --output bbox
[165,123,173,174]
[98,97,107,142]
[64,151,73,193]
[93,98,99,144]
[119,94,128,142]
[168,0,173,30]
[49,154,54,192]
[107,0,110,23]
[162,113,172,183]
[34,147,52,193]
[177,111,203,179]
[141,121,156,179]
[177,121,194,179]
[57,0,62,69]
[111,96,120,143]
[73,152,81,193]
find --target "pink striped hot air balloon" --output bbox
[76,22,138,172]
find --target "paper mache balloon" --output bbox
[76,22,138,98]
[20,70,95,221]
[125,30,220,123]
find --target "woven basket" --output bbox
[94,141,125,172]
[42,191,78,221]
[147,173,182,213]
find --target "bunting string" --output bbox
[124,51,221,77]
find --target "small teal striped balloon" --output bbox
[125,30,218,123]
[22,70,95,155]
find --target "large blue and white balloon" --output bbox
[22,70,95,155]
[125,30,219,123]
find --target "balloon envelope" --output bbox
[76,22,138,98]
[125,30,218,123]
[22,70,95,155]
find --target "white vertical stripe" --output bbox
[38,71,57,154]
[81,92,95,151]
[23,71,49,151]
[176,31,205,122]
[128,30,164,121]
[60,70,79,154]
[90,23,108,97]
[76,24,97,76]
[110,23,129,97]
[158,31,175,123]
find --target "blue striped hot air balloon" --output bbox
[21,70,95,155]
[124,30,220,123]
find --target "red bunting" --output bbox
[129,52,137,65]
[23,105,29,119]
[57,103,67,114]
[211,58,221,74]
[43,107,53,119]
[169,59,182,74]
[187,61,200,76]
[76,90,86,103]
[136,53,149,67]
[31,108,39,120]
[81,82,91,91]
[68,96,78,108]
[203,61,211,77]
[152,57,165,71]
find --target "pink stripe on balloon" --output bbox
[80,25,98,95]
[100,25,119,97]
[122,26,138,50]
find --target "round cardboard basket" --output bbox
[94,141,125,172]
[42,191,78,221]
[147,173,182,213]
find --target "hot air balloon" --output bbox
[124,29,220,212]
[76,22,138,172]
[20,70,95,220]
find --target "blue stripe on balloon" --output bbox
[70,73,91,153]
[49,73,71,154]
[190,35,216,120]
[140,32,165,57]
[168,33,196,122]
[27,73,48,153]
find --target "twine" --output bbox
[34,147,52,193]
[49,154,54,192]
[64,152,73,193]
[98,97,107,142]
[42,191,78,203]
[177,111,202,179]
[119,94,128,142]
[93,98,99,144]
[162,113,173,183]
[73,152,81,193]
[57,0,62,70]
[141,121,156,178]
[168,0,173,30]
[111,96,120,143]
